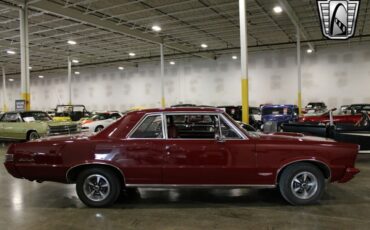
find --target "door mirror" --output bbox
[215,133,225,143]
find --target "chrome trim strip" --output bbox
[275,159,332,184]
[65,162,126,183]
[126,184,276,188]
[359,150,370,154]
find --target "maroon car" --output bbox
[4,108,359,207]
[299,112,361,124]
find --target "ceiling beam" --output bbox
[278,0,315,51]
[29,0,215,59]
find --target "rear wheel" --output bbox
[76,168,121,207]
[279,163,325,205]
[27,131,40,141]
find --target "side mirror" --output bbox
[215,133,225,143]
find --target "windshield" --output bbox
[21,112,52,121]
[91,113,110,121]
[262,107,292,116]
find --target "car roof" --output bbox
[262,104,297,108]
[128,107,224,114]
[5,110,45,114]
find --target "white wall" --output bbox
[1,43,370,111]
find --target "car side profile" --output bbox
[4,108,359,207]
[81,112,122,133]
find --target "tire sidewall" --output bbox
[95,126,104,132]
[28,131,40,140]
[76,168,121,207]
[279,163,325,205]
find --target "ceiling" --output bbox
[0,0,369,76]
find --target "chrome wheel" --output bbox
[290,171,318,200]
[83,174,111,202]
[28,131,40,140]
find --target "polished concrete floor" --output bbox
[0,142,370,230]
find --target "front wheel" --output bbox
[76,168,121,207]
[279,163,325,205]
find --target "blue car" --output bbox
[261,104,299,130]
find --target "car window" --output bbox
[20,112,52,121]
[130,115,163,139]
[1,113,20,122]
[220,117,242,139]
[167,114,218,139]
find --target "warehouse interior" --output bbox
[0,0,370,229]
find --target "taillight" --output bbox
[82,120,93,125]
[5,154,14,162]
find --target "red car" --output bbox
[299,112,361,124]
[4,108,359,207]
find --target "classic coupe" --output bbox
[81,112,122,133]
[0,111,81,140]
[4,108,359,207]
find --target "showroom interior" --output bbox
[0,0,370,229]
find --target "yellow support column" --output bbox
[160,43,166,108]
[239,0,249,124]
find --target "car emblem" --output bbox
[317,0,360,40]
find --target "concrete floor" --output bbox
[0,143,369,230]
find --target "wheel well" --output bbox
[95,125,104,130]
[276,161,331,183]
[26,130,38,139]
[66,164,125,185]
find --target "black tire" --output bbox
[279,163,325,205]
[27,131,40,141]
[95,126,104,133]
[76,168,121,207]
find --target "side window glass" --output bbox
[130,115,163,139]
[220,118,241,139]
[1,113,19,122]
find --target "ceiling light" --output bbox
[151,25,162,32]
[67,40,77,45]
[6,50,16,55]
[72,59,79,63]
[118,66,124,70]
[201,43,208,48]
[8,78,14,82]
[38,75,44,79]
[129,52,136,57]
[232,55,238,60]
[74,71,80,75]
[273,6,283,14]
[169,61,175,65]
[306,49,313,54]
[28,66,32,70]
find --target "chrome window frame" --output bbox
[126,113,166,140]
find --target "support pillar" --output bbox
[239,0,249,123]
[20,0,30,111]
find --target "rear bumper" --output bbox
[4,162,23,179]
[338,167,360,183]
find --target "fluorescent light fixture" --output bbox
[118,66,124,70]
[129,52,136,57]
[273,6,283,14]
[151,25,162,32]
[306,49,313,54]
[201,43,208,48]
[74,71,80,75]
[6,50,16,55]
[8,78,14,82]
[232,55,238,60]
[38,75,44,79]
[169,61,175,65]
[28,66,32,70]
[72,59,79,63]
[67,40,77,45]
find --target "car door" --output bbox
[163,113,257,185]
[120,113,166,185]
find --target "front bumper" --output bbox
[338,167,360,183]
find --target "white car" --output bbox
[81,112,122,133]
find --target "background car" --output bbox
[81,112,122,133]
[53,104,91,122]
[0,111,81,141]
[302,102,327,114]
[261,104,299,131]
[218,105,262,129]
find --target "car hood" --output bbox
[256,132,335,143]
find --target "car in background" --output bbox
[0,111,81,141]
[283,112,370,153]
[302,102,327,114]
[218,106,262,129]
[344,104,370,115]
[53,105,91,122]
[261,104,299,130]
[4,107,360,207]
[81,112,122,133]
[299,110,361,124]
